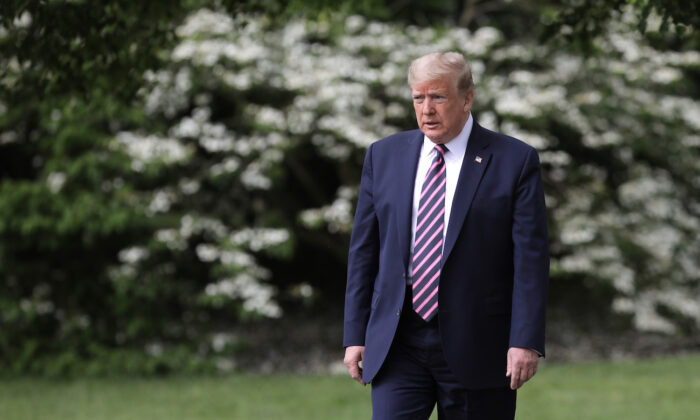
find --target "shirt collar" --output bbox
[421,113,473,159]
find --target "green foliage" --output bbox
[544,0,700,49]
[0,0,190,100]
[154,9,700,338]
[224,0,450,23]
[4,343,215,377]
[1,1,699,376]
[0,1,277,375]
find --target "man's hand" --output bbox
[344,345,366,385]
[506,347,538,390]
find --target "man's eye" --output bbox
[413,97,424,103]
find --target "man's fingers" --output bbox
[352,364,366,385]
[346,362,364,384]
[527,365,538,381]
[513,362,541,389]
[348,365,364,383]
[507,347,539,389]
[522,358,537,383]
[510,366,521,390]
[344,346,366,386]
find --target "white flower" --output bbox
[612,297,635,313]
[211,333,235,352]
[477,111,498,130]
[210,158,241,176]
[509,70,535,85]
[196,244,220,262]
[171,117,200,138]
[604,264,636,294]
[13,11,32,28]
[145,342,163,356]
[116,132,190,168]
[46,172,66,193]
[231,228,290,251]
[651,67,681,84]
[205,274,282,318]
[619,174,673,206]
[559,254,594,272]
[539,151,571,166]
[155,229,185,250]
[501,122,550,150]
[494,88,539,118]
[345,15,365,33]
[118,247,149,264]
[553,55,582,81]
[633,225,681,262]
[179,179,200,194]
[467,27,502,55]
[220,250,254,267]
[630,290,700,333]
[560,216,597,245]
[573,90,602,105]
[179,215,228,239]
[177,9,234,37]
[298,283,314,298]
[252,106,286,131]
[148,190,175,214]
[240,162,272,190]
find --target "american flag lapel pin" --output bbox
[475,156,483,163]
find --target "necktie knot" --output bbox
[435,144,448,157]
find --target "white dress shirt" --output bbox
[408,114,473,282]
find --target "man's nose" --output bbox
[422,98,435,114]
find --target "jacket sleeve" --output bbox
[509,146,549,356]
[343,144,380,347]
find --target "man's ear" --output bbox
[463,90,474,112]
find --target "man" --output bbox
[343,52,549,419]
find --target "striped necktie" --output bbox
[411,143,447,321]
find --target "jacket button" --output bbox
[396,310,401,316]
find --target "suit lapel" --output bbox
[442,123,492,265]
[395,131,424,270]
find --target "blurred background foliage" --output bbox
[0,0,698,375]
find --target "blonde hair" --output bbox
[407,52,474,95]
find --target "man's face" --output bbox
[411,76,473,144]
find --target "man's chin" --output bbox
[422,129,445,142]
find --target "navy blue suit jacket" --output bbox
[343,122,549,389]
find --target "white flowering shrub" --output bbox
[121,8,700,337]
[1,5,698,375]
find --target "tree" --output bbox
[0,0,203,374]
[128,9,700,344]
[544,0,700,47]
[1,1,698,375]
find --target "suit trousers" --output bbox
[370,287,516,420]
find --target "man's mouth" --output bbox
[424,122,440,129]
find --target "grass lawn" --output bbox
[1,354,698,419]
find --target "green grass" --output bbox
[0,354,698,419]
[516,354,700,420]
